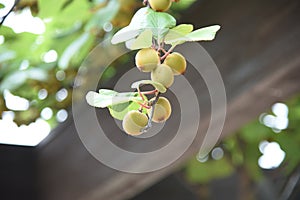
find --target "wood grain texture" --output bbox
[37,0,300,199]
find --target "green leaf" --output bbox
[98,89,117,95]
[0,26,16,40]
[111,7,176,44]
[164,24,194,46]
[187,25,221,41]
[45,0,91,28]
[111,26,140,44]
[240,121,271,142]
[128,7,151,28]
[84,0,120,31]
[58,32,90,69]
[86,89,142,108]
[165,25,221,45]
[108,101,141,120]
[92,0,106,4]
[0,51,16,62]
[0,68,48,92]
[144,9,176,39]
[186,158,234,184]
[2,32,37,59]
[131,80,167,93]
[53,22,83,39]
[111,7,150,44]
[125,29,153,50]
[38,0,68,18]
[170,24,194,34]
[0,3,5,9]
[71,34,95,67]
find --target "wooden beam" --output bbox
[0,145,37,200]
[37,0,300,199]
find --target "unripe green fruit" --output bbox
[163,52,187,75]
[149,0,172,12]
[135,48,160,72]
[122,110,148,135]
[148,97,172,123]
[151,64,174,88]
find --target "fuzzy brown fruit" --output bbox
[122,110,148,135]
[148,97,172,123]
[151,64,174,88]
[163,52,187,75]
[148,0,172,12]
[135,48,160,72]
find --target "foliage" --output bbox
[186,157,234,184]
[185,95,300,187]
[111,6,220,49]
[0,0,140,127]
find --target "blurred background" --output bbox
[0,0,300,200]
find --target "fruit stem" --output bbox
[160,45,176,60]
[142,92,161,132]
[159,47,167,54]
[158,40,162,52]
[141,89,158,95]
[137,86,145,101]
[143,0,148,6]
[137,102,151,109]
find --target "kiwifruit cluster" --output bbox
[122,0,186,135]
[135,48,187,88]
[122,97,172,135]
[122,47,186,135]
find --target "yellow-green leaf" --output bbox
[126,29,153,50]
[131,80,167,93]
[86,89,142,108]
[165,25,221,46]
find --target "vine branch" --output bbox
[0,0,20,27]
[142,92,161,132]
